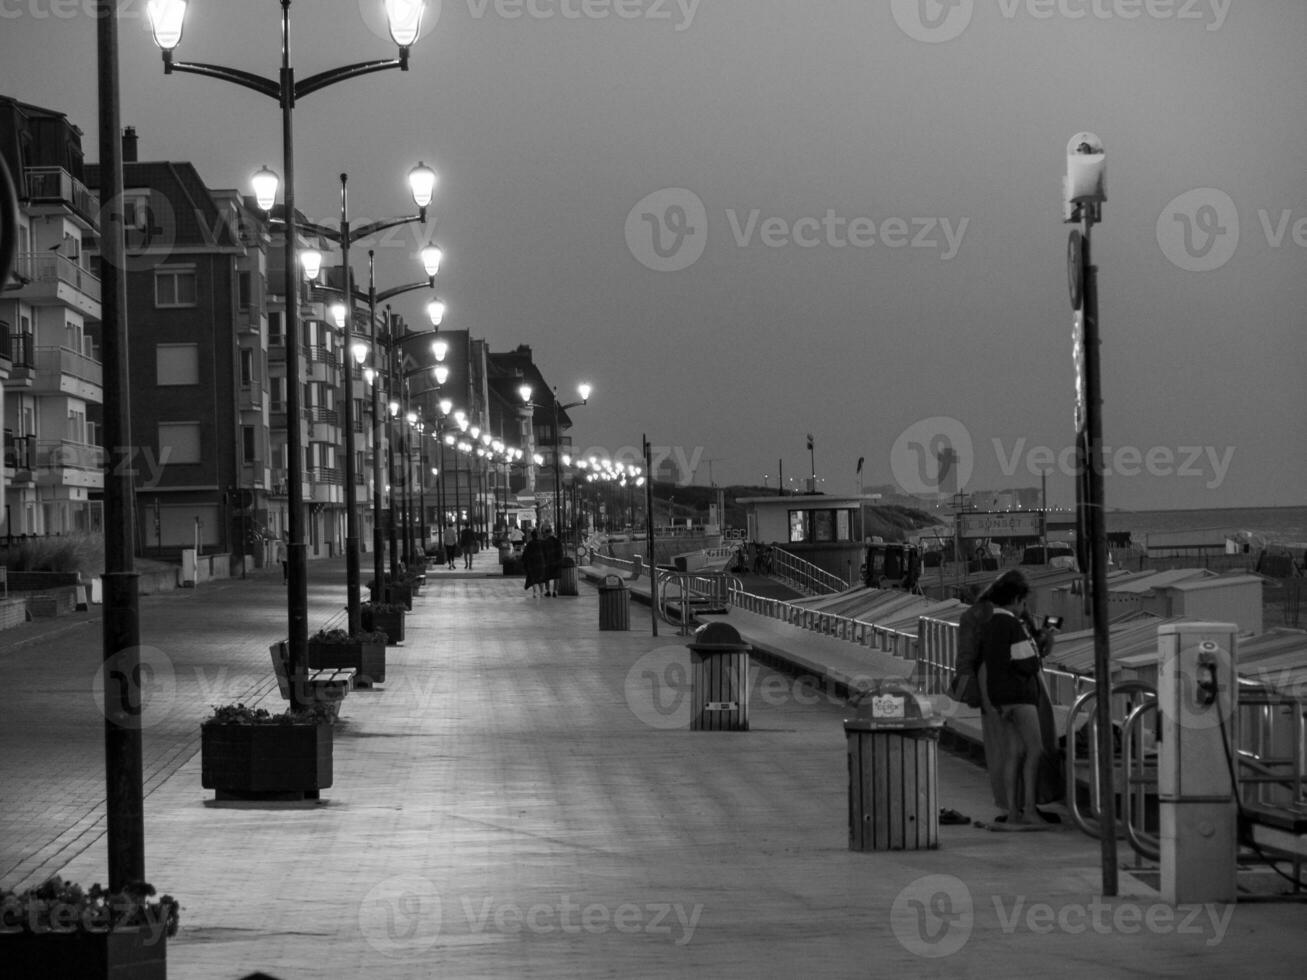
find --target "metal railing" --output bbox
[36,438,105,472]
[729,587,919,660]
[770,546,849,596]
[24,166,100,224]
[657,569,741,634]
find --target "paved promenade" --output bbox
[1,560,1304,978]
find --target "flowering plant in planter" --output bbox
[310,627,388,645]
[0,876,179,939]
[308,629,387,685]
[204,702,334,726]
[361,601,406,615]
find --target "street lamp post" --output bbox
[299,167,435,633]
[364,255,443,597]
[551,383,591,545]
[148,0,429,709]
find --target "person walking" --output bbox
[542,526,564,597]
[443,524,458,571]
[276,536,288,583]
[522,530,547,598]
[460,524,477,570]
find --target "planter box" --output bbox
[386,582,413,610]
[3,927,166,979]
[362,607,405,645]
[201,722,332,800]
[308,637,386,685]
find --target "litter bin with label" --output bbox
[598,574,630,631]
[845,681,942,851]
[558,557,578,596]
[688,622,751,731]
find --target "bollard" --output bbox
[688,622,751,731]
[845,682,942,851]
[598,574,630,630]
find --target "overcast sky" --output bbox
[2,0,1303,511]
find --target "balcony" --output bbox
[32,346,103,401]
[4,433,36,484]
[24,166,100,228]
[35,438,105,489]
[9,252,102,318]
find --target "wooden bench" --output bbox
[269,642,355,718]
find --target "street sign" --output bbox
[1068,229,1084,310]
[960,512,1043,539]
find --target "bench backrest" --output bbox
[269,641,292,700]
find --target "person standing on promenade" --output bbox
[542,526,563,597]
[979,571,1050,828]
[460,524,477,570]
[276,536,288,583]
[522,530,547,598]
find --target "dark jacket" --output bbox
[522,538,547,587]
[980,608,1042,707]
[542,535,564,579]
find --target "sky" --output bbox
[2,0,1303,512]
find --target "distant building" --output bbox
[1,96,104,538]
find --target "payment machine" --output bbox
[1157,622,1239,904]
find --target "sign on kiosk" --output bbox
[959,512,1043,539]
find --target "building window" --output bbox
[268,311,283,343]
[238,271,252,310]
[239,347,255,386]
[158,422,202,464]
[157,344,199,386]
[270,377,285,411]
[242,426,257,463]
[155,266,197,308]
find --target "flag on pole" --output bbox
[806,433,814,451]
[856,456,864,475]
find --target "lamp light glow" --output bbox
[385,0,425,47]
[439,398,453,416]
[420,242,443,277]
[577,383,592,402]
[432,365,449,385]
[300,248,323,282]
[426,299,446,326]
[351,340,369,365]
[431,339,448,362]
[329,302,347,329]
[519,384,532,404]
[408,161,437,209]
[250,165,279,212]
[147,0,187,51]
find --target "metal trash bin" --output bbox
[598,574,630,631]
[688,622,751,731]
[845,681,942,851]
[558,557,578,597]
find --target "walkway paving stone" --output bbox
[2,563,1304,978]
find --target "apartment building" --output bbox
[0,96,104,539]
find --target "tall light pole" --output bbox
[147,0,429,709]
[551,383,591,545]
[1065,132,1116,896]
[97,0,144,891]
[362,253,443,597]
[298,166,435,633]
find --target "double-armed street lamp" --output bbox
[292,168,438,633]
[147,0,429,710]
[550,383,592,544]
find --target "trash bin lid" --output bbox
[687,621,750,653]
[844,680,941,731]
[601,574,625,590]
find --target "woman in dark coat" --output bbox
[541,527,564,597]
[522,530,547,598]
